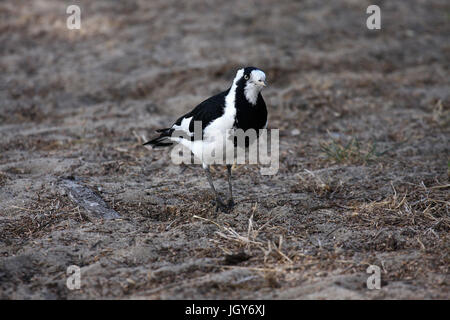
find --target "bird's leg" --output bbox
[226,164,234,209]
[204,165,226,211]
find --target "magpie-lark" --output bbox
[144,67,268,211]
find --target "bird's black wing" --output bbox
[173,89,230,138]
[143,89,230,147]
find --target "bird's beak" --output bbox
[258,80,266,87]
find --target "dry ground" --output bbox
[0,0,449,299]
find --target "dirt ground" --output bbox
[0,0,449,299]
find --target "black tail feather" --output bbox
[143,128,174,147]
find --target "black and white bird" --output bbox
[144,67,268,211]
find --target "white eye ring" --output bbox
[244,74,249,80]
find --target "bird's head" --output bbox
[242,66,266,88]
[233,67,267,105]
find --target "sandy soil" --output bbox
[0,0,449,299]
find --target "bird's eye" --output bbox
[244,75,249,80]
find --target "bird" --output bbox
[143,66,268,212]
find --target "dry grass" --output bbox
[348,182,449,229]
[0,193,82,241]
[193,203,293,266]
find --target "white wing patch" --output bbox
[172,116,193,136]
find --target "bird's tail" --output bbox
[143,128,174,147]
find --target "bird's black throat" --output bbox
[234,78,268,132]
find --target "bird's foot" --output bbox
[213,197,232,213]
[227,198,235,209]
